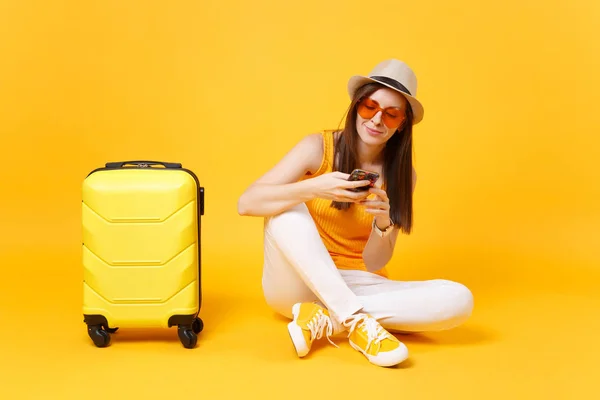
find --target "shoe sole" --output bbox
[349,340,409,367]
[287,303,309,357]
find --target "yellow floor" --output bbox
[1,246,598,400]
[1,1,599,398]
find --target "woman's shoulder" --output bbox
[299,130,338,176]
[300,131,324,147]
[297,132,324,176]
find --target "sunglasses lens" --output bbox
[357,98,378,119]
[382,112,404,129]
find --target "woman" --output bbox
[237,59,474,367]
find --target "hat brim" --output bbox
[347,75,424,125]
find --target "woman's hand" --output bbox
[310,172,373,203]
[359,187,393,229]
[361,186,398,273]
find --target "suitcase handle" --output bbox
[105,160,182,169]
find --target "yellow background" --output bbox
[1,0,599,398]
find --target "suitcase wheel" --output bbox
[88,325,111,348]
[192,317,204,334]
[177,325,198,349]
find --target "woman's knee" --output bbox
[265,203,311,233]
[434,280,474,328]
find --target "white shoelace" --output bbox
[343,314,389,350]
[307,309,338,348]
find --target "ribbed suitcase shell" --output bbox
[82,161,203,347]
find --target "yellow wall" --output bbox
[1,1,600,398]
[1,0,598,282]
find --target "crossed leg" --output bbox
[261,203,473,334]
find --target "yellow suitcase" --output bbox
[82,160,204,348]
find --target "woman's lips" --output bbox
[365,125,383,136]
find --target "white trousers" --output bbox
[261,203,474,334]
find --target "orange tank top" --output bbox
[301,130,389,278]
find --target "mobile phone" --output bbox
[347,168,380,192]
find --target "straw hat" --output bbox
[347,59,424,124]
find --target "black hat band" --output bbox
[370,76,412,96]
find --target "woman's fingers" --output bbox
[332,171,351,179]
[358,199,389,210]
[364,208,388,214]
[332,189,370,202]
[368,187,388,201]
[343,179,372,189]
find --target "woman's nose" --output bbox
[371,111,383,125]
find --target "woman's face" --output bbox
[355,87,408,146]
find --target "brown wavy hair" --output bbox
[331,82,414,234]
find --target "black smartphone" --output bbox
[347,168,380,192]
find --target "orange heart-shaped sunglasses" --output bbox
[357,97,406,129]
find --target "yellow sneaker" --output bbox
[343,313,408,367]
[287,302,337,357]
